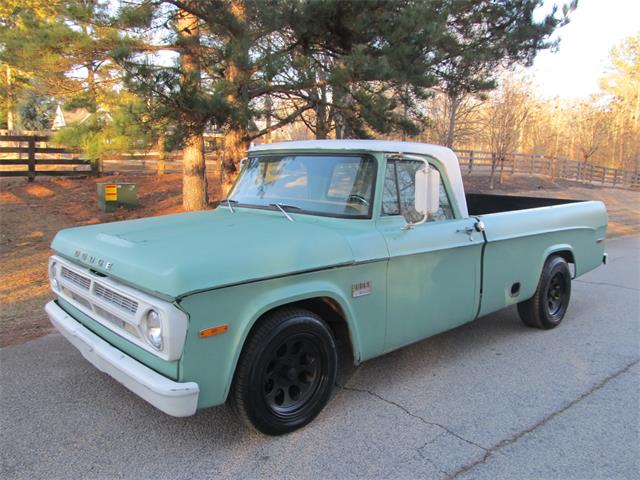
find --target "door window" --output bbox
[381,159,454,221]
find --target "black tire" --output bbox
[229,307,337,435]
[518,255,572,329]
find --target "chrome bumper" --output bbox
[45,301,199,417]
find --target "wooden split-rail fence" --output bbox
[0,135,96,181]
[454,150,639,191]
[1,135,638,191]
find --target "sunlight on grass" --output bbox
[24,184,55,198]
[0,191,23,204]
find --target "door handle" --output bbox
[456,226,474,235]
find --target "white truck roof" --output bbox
[249,139,469,217]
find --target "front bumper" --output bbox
[45,301,199,417]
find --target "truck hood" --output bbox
[51,208,356,299]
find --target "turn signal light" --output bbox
[199,325,228,338]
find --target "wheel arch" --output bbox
[222,288,362,403]
[542,244,576,278]
[244,294,359,363]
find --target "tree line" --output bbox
[418,33,640,187]
[2,0,577,209]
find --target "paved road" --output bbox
[2,236,639,480]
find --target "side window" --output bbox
[382,161,400,215]
[396,160,424,223]
[381,159,455,222]
[434,176,454,221]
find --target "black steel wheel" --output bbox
[518,255,572,329]
[229,308,337,435]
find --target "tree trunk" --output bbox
[264,94,272,143]
[333,85,356,139]
[315,86,329,139]
[178,7,207,211]
[445,94,459,148]
[221,128,249,194]
[221,0,251,192]
[489,153,497,190]
[315,104,329,139]
[182,134,208,210]
[333,86,345,139]
[6,64,15,131]
[156,133,165,176]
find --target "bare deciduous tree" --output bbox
[484,78,529,189]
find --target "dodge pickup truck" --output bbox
[45,140,608,434]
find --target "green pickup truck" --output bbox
[45,140,608,434]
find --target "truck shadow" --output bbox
[335,305,528,392]
[140,306,527,443]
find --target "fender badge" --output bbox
[352,281,371,298]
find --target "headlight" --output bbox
[49,261,59,290]
[143,309,163,350]
[49,261,58,279]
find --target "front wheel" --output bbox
[518,255,572,329]
[229,308,337,435]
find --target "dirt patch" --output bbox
[1,172,637,348]
[0,173,222,348]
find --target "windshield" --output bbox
[227,154,376,218]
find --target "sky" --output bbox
[528,0,640,99]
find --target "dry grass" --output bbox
[0,172,637,348]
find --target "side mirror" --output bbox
[415,165,440,217]
[405,164,440,228]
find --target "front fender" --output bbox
[242,281,362,361]
[177,262,386,409]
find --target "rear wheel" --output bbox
[229,308,337,435]
[518,256,572,329]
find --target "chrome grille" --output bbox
[61,266,91,290]
[94,283,138,314]
[61,287,92,310]
[93,305,126,329]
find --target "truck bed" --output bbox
[465,193,581,216]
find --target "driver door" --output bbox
[377,157,483,352]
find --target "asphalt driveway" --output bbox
[1,235,638,479]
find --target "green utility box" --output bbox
[97,182,138,212]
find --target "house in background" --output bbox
[51,105,113,130]
[51,105,92,130]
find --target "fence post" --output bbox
[27,137,36,182]
[530,155,534,174]
[613,169,618,187]
[548,157,554,178]
[601,167,606,185]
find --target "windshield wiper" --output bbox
[269,203,300,222]
[220,199,238,213]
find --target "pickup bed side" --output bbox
[470,197,607,317]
